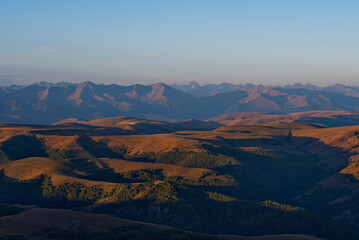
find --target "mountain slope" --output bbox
[0,208,325,240]
[0,122,358,239]
[0,82,359,124]
[173,81,359,99]
[291,126,359,230]
[0,82,197,123]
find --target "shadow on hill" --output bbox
[62,158,140,184]
[295,172,359,231]
[76,135,121,158]
[0,171,44,205]
[0,135,47,160]
[92,198,358,240]
[183,133,359,231]
[0,128,358,237]
[180,134,357,200]
[29,125,134,136]
[26,122,221,136]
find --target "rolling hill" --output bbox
[0,207,325,240]
[54,116,222,134]
[0,120,358,239]
[209,111,359,127]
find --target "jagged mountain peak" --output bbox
[0,82,359,124]
[76,81,97,88]
[150,82,168,89]
[188,80,200,89]
[247,85,286,97]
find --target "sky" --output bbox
[0,0,359,86]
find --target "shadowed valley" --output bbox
[0,115,358,240]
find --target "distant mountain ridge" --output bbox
[0,81,359,124]
[172,81,359,98]
[4,81,359,98]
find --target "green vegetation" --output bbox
[122,169,163,181]
[154,151,238,168]
[201,144,329,200]
[109,146,127,158]
[261,200,301,211]
[205,191,237,202]
[0,125,358,240]
[42,176,103,206]
[94,198,357,240]
[0,135,97,161]
[124,151,238,168]
[0,166,357,240]
[0,150,11,164]
[76,136,121,158]
[164,175,235,187]
[109,182,178,203]
[45,148,94,160]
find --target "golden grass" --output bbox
[0,157,121,188]
[40,135,82,150]
[0,156,214,188]
[0,157,63,180]
[0,122,357,189]
[93,158,212,180]
[93,134,204,154]
[295,125,359,151]
[293,125,359,176]
[210,110,357,127]
[340,155,359,177]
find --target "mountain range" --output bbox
[172,81,359,98]
[0,81,359,124]
[0,81,358,239]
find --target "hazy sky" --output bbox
[1,0,359,86]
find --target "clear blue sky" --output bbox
[1,0,359,86]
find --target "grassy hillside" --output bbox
[209,111,359,127]
[0,122,358,239]
[291,126,359,230]
[0,208,216,240]
[0,208,326,240]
